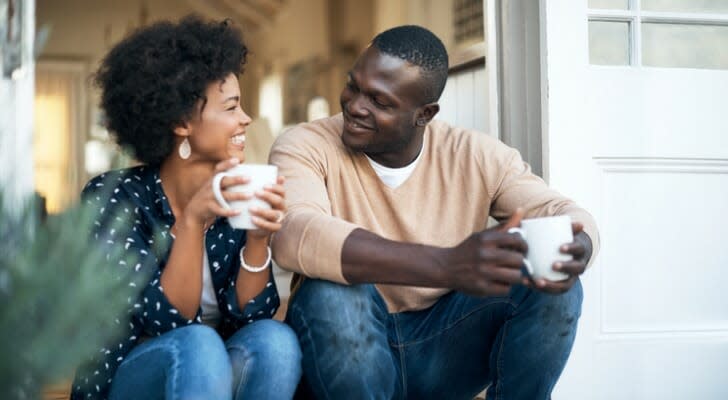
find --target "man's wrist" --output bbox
[429,246,453,288]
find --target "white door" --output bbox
[539,1,728,399]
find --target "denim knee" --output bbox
[521,279,584,340]
[169,325,232,398]
[287,280,398,399]
[173,324,231,371]
[289,279,374,320]
[225,319,301,399]
[229,319,302,371]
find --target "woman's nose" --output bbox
[239,108,252,125]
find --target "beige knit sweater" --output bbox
[270,114,599,312]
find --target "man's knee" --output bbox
[286,280,397,398]
[288,279,376,325]
[527,279,583,342]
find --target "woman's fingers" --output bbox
[215,157,240,172]
[209,202,240,218]
[263,183,286,197]
[255,189,286,211]
[249,206,283,223]
[219,175,250,189]
[249,214,282,232]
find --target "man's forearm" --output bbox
[341,228,448,287]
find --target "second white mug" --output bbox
[508,215,573,281]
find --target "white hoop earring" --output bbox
[178,138,191,160]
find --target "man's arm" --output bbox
[341,210,529,297]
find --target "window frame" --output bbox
[588,0,728,67]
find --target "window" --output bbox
[588,0,728,69]
[454,0,484,45]
[34,61,86,213]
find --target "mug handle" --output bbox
[211,172,233,210]
[507,227,534,276]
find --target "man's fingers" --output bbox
[553,260,586,276]
[478,248,524,269]
[480,264,524,285]
[533,276,578,294]
[571,222,584,235]
[560,241,585,258]
[500,232,528,254]
[500,208,524,231]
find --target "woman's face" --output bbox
[187,73,252,163]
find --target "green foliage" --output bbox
[0,192,143,399]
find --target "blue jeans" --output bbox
[108,320,302,400]
[286,279,583,400]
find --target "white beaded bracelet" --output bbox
[239,246,271,273]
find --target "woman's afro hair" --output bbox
[94,15,248,165]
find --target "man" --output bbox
[270,25,599,400]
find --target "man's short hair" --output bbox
[371,25,449,104]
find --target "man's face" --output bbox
[339,46,427,167]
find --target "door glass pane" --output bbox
[642,0,728,13]
[642,23,728,69]
[589,21,631,65]
[589,0,630,10]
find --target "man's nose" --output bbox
[346,93,369,117]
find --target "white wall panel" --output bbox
[437,65,489,134]
[597,158,728,333]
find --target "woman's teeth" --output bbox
[232,134,245,145]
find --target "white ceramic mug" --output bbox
[508,215,573,281]
[211,164,278,230]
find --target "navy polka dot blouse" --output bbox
[70,166,279,400]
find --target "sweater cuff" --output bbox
[273,211,358,284]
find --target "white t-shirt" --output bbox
[200,245,222,327]
[365,148,423,189]
[169,231,221,327]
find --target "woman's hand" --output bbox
[247,175,287,239]
[179,158,250,231]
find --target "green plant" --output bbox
[0,192,142,399]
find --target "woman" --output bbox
[71,16,301,400]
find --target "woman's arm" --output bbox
[234,176,287,309]
[235,235,272,308]
[159,217,206,319]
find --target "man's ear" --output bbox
[418,103,440,124]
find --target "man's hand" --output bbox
[526,222,592,294]
[439,209,530,297]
